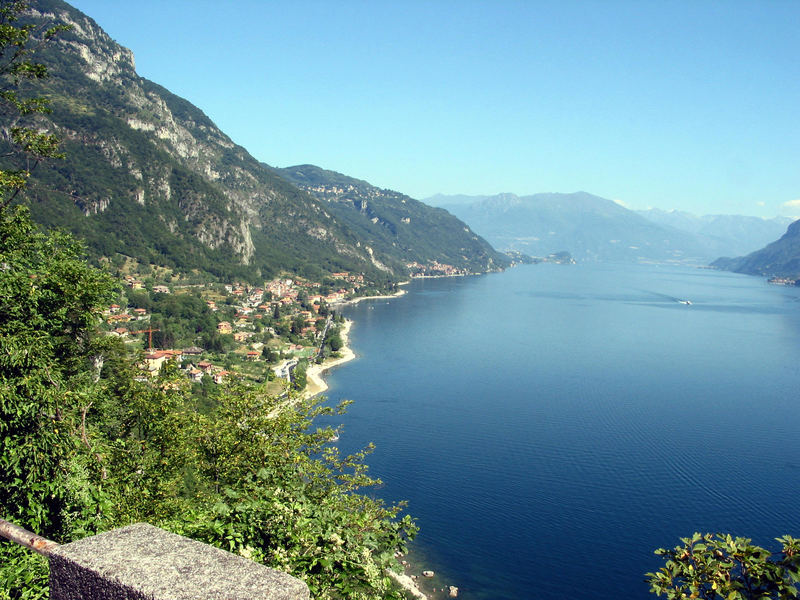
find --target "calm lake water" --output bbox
[321,263,800,600]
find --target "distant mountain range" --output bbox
[428,193,792,265]
[634,208,793,252]
[14,0,506,285]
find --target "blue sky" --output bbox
[68,0,800,217]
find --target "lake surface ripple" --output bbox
[323,263,800,600]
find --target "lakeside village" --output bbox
[99,260,469,394]
[102,271,371,394]
[99,261,464,599]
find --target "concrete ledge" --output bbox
[49,523,309,600]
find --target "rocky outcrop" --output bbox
[22,0,394,280]
[22,0,507,283]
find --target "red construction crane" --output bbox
[137,327,160,351]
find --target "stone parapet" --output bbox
[48,522,309,600]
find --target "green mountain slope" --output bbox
[711,219,800,278]
[275,164,510,274]
[13,0,504,284]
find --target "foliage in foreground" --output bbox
[0,5,414,598]
[0,206,416,600]
[647,533,800,600]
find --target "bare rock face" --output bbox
[23,0,506,283]
[22,0,385,279]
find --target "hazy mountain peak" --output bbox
[431,190,792,265]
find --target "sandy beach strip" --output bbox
[303,287,408,399]
[302,319,355,399]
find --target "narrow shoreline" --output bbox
[332,286,408,307]
[387,570,427,600]
[303,291,437,600]
[303,286,408,399]
[302,319,356,399]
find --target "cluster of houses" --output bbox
[115,273,364,384]
[228,275,359,310]
[140,348,234,384]
[123,275,145,290]
[768,276,799,286]
[104,304,150,339]
[406,261,468,277]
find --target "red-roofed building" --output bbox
[197,361,213,374]
[213,370,231,384]
[143,351,172,373]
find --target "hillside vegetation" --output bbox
[712,218,800,278]
[277,164,509,275]
[0,4,416,599]
[14,0,503,286]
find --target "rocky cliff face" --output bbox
[18,0,508,283]
[18,1,403,281]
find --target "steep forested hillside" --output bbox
[12,0,503,285]
[276,164,510,274]
[712,219,800,278]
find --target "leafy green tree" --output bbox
[94,368,196,525]
[181,386,417,600]
[0,0,69,210]
[327,332,343,352]
[297,290,309,309]
[261,345,277,363]
[647,533,800,600]
[0,0,113,538]
[0,7,416,599]
[200,330,224,352]
[291,360,307,391]
[0,207,117,595]
[126,289,153,311]
[274,320,290,338]
[0,6,119,594]
[291,314,306,335]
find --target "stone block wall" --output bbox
[48,523,309,600]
